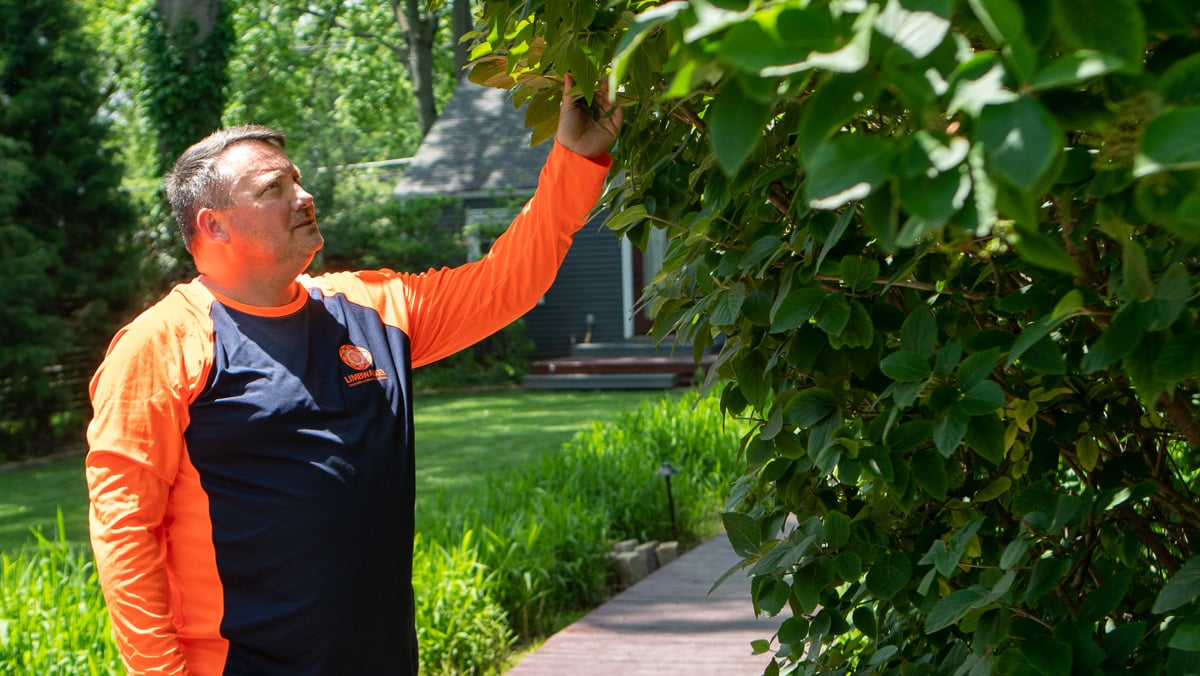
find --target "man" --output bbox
[86,75,622,675]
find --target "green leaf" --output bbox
[934,406,969,456]
[784,388,840,427]
[949,56,1018,119]
[1023,633,1074,675]
[960,380,1005,415]
[1159,52,1200,106]
[1005,223,1080,275]
[817,293,852,337]
[605,204,648,236]
[1029,50,1125,91]
[1019,335,1067,374]
[1122,240,1154,301]
[755,576,791,616]
[834,551,863,581]
[1081,302,1152,373]
[1102,621,1146,662]
[975,476,1012,502]
[957,348,999,390]
[901,306,938,359]
[829,300,875,349]
[710,282,747,326]
[733,350,770,409]
[866,552,912,599]
[859,445,895,482]
[823,511,851,548]
[1079,569,1133,624]
[709,81,774,176]
[1001,538,1030,569]
[874,0,951,59]
[966,413,1005,465]
[852,605,877,636]
[1151,263,1192,331]
[881,351,933,382]
[1006,289,1085,367]
[1153,556,1200,614]
[1134,106,1200,177]
[723,511,761,557]
[977,96,1064,193]
[772,288,827,333]
[803,135,894,210]
[611,1,689,87]
[912,450,949,500]
[763,5,878,76]
[1155,331,1200,382]
[799,73,881,165]
[840,256,880,293]
[1168,619,1200,652]
[1023,556,1070,602]
[778,616,810,644]
[1051,0,1145,73]
[966,0,1035,81]
[925,588,987,633]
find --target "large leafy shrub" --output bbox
[471,0,1200,673]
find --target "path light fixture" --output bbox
[656,461,680,542]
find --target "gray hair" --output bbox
[165,124,287,250]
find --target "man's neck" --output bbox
[198,273,300,308]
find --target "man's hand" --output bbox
[555,73,624,159]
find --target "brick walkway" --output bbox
[505,534,784,675]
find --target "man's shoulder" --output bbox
[110,279,215,351]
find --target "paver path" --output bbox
[506,534,784,675]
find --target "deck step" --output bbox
[522,373,679,390]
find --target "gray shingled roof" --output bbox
[392,80,550,199]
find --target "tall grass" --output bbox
[2,390,745,675]
[417,389,747,650]
[0,513,122,675]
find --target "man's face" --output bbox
[211,140,323,275]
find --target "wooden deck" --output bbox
[525,341,716,390]
[505,534,783,675]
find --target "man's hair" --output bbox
[165,124,287,251]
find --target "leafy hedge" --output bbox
[469,0,1200,673]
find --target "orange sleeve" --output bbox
[86,457,187,675]
[86,290,214,675]
[309,141,611,367]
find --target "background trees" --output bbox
[473,0,1200,672]
[0,0,139,459]
[2,0,469,460]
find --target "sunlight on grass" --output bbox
[0,390,681,555]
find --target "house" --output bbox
[393,80,705,388]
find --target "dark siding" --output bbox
[522,216,624,357]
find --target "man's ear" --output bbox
[196,207,230,244]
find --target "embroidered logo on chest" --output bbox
[339,344,388,387]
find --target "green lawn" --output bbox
[0,389,677,554]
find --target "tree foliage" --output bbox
[472,0,1200,672]
[0,0,139,458]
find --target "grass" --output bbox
[0,389,678,555]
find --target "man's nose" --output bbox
[296,185,314,209]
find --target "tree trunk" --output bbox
[396,0,438,136]
[452,0,473,77]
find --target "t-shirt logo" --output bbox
[339,345,373,370]
[339,344,388,387]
